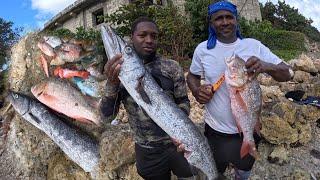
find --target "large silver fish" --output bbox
[101,24,218,179]
[225,55,262,159]
[7,91,100,176]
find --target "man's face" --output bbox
[210,10,237,42]
[131,21,159,60]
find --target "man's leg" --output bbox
[166,144,197,179]
[135,143,171,180]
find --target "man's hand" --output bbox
[245,56,271,78]
[103,54,123,86]
[195,84,214,104]
[172,138,191,158]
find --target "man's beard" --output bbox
[136,51,156,63]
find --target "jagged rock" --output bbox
[288,54,318,73]
[314,59,320,72]
[260,85,284,103]
[267,145,289,165]
[299,105,320,122]
[270,99,297,125]
[257,73,278,86]
[293,70,311,83]
[260,113,298,144]
[296,122,312,145]
[290,169,311,180]
[47,152,90,180]
[99,124,135,171]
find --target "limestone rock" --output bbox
[260,113,298,144]
[290,169,311,180]
[288,54,318,73]
[296,122,312,145]
[47,152,90,180]
[257,73,278,86]
[270,99,297,125]
[293,70,311,83]
[267,145,289,165]
[260,85,284,103]
[99,124,135,171]
[314,59,320,72]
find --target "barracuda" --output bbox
[101,24,218,180]
[8,91,100,176]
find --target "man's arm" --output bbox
[187,71,214,104]
[246,57,293,82]
[100,53,123,124]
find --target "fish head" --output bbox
[7,91,30,115]
[225,54,248,88]
[101,24,126,60]
[31,81,48,98]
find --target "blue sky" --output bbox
[0,0,320,34]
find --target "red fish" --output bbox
[53,67,89,79]
[31,79,102,125]
[39,54,49,77]
[225,55,262,159]
[37,41,56,57]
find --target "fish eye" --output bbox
[13,94,19,99]
[124,46,132,54]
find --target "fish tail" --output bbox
[240,140,257,159]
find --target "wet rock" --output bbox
[267,145,289,165]
[260,113,298,145]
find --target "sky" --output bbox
[0,0,320,34]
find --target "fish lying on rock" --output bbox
[31,78,102,125]
[7,91,100,175]
[101,24,218,180]
[225,55,262,158]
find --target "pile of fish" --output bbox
[101,25,218,180]
[225,55,262,159]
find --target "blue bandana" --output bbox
[207,1,243,49]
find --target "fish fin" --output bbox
[240,141,257,159]
[136,75,151,104]
[39,55,49,77]
[254,121,261,136]
[72,116,95,124]
[235,90,248,112]
[84,95,100,109]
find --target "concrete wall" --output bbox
[230,0,262,21]
[50,0,261,32]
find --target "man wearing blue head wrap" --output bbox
[185,1,294,179]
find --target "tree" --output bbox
[0,17,22,66]
[104,0,193,62]
[260,1,320,42]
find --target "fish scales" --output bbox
[101,25,218,180]
[225,55,262,158]
[8,92,99,174]
[31,78,101,125]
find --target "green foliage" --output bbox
[74,27,100,41]
[272,50,302,62]
[0,17,22,66]
[104,0,193,61]
[49,28,74,38]
[239,18,305,60]
[260,1,320,42]
[184,0,214,43]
